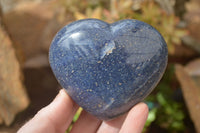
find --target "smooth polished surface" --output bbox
[49,19,168,120]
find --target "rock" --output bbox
[49,19,168,120]
[0,0,51,13]
[23,54,49,68]
[175,64,200,133]
[0,21,29,125]
[182,0,200,54]
[0,115,3,124]
[2,0,74,67]
[155,0,175,14]
[182,36,200,54]
[185,58,200,76]
[185,0,200,43]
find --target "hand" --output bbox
[17,89,148,133]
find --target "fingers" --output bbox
[97,113,127,133]
[70,110,102,133]
[18,90,148,133]
[18,89,79,133]
[96,102,148,133]
[119,102,149,133]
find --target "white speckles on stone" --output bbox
[95,82,98,86]
[86,89,93,92]
[102,97,115,110]
[49,18,168,120]
[97,61,102,63]
[136,66,140,70]
[100,40,116,59]
[70,32,82,39]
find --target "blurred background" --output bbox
[0,0,200,132]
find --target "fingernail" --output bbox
[53,89,65,103]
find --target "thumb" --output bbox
[18,89,79,133]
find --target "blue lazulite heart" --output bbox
[49,19,168,120]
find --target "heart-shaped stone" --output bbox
[49,19,168,120]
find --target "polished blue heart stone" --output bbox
[49,19,168,120]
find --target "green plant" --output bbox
[66,108,82,133]
[144,65,185,132]
[131,2,187,54]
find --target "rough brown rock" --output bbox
[0,21,29,126]
[0,115,3,125]
[185,0,200,42]
[175,64,200,133]
[2,1,74,67]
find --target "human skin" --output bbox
[17,89,148,133]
